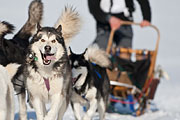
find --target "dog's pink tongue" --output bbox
[46,55,56,60]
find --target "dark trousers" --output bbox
[93,23,133,50]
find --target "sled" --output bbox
[106,21,161,116]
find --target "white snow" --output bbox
[0,0,180,120]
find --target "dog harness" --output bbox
[43,77,50,91]
[91,63,102,79]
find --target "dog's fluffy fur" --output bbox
[0,0,43,66]
[0,22,15,65]
[69,45,111,120]
[54,7,81,45]
[12,6,82,120]
[0,64,20,120]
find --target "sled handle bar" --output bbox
[106,21,160,54]
[121,21,160,54]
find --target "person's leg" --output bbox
[92,24,110,50]
[114,25,133,48]
[114,25,133,59]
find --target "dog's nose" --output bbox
[44,45,51,52]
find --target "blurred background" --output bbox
[0,0,180,119]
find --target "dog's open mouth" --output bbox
[40,51,56,65]
[72,74,82,85]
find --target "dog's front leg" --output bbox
[82,87,97,120]
[71,102,81,120]
[7,84,15,120]
[82,98,97,120]
[44,93,64,120]
[71,91,89,109]
[57,98,69,120]
[18,92,27,120]
[31,97,45,120]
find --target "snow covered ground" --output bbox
[0,0,180,120]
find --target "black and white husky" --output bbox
[0,0,43,66]
[69,45,111,120]
[13,7,82,120]
[0,0,43,120]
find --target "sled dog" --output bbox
[69,45,111,120]
[0,0,43,119]
[13,6,82,120]
[0,0,43,66]
[0,64,20,120]
[25,24,71,120]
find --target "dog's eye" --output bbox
[51,40,56,43]
[41,39,45,42]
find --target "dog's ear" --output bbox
[83,48,88,55]
[56,25,62,33]
[37,23,42,31]
[69,47,73,54]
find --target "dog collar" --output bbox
[43,77,50,91]
[27,52,38,63]
[34,56,38,61]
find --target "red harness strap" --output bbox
[43,77,50,91]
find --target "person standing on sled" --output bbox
[88,0,152,50]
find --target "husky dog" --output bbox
[0,64,20,120]
[0,0,43,119]
[69,45,111,120]
[25,24,71,120]
[0,0,43,66]
[12,7,82,120]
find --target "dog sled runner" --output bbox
[106,21,161,116]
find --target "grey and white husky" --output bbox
[26,24,71,120]
[13,7,82,120]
